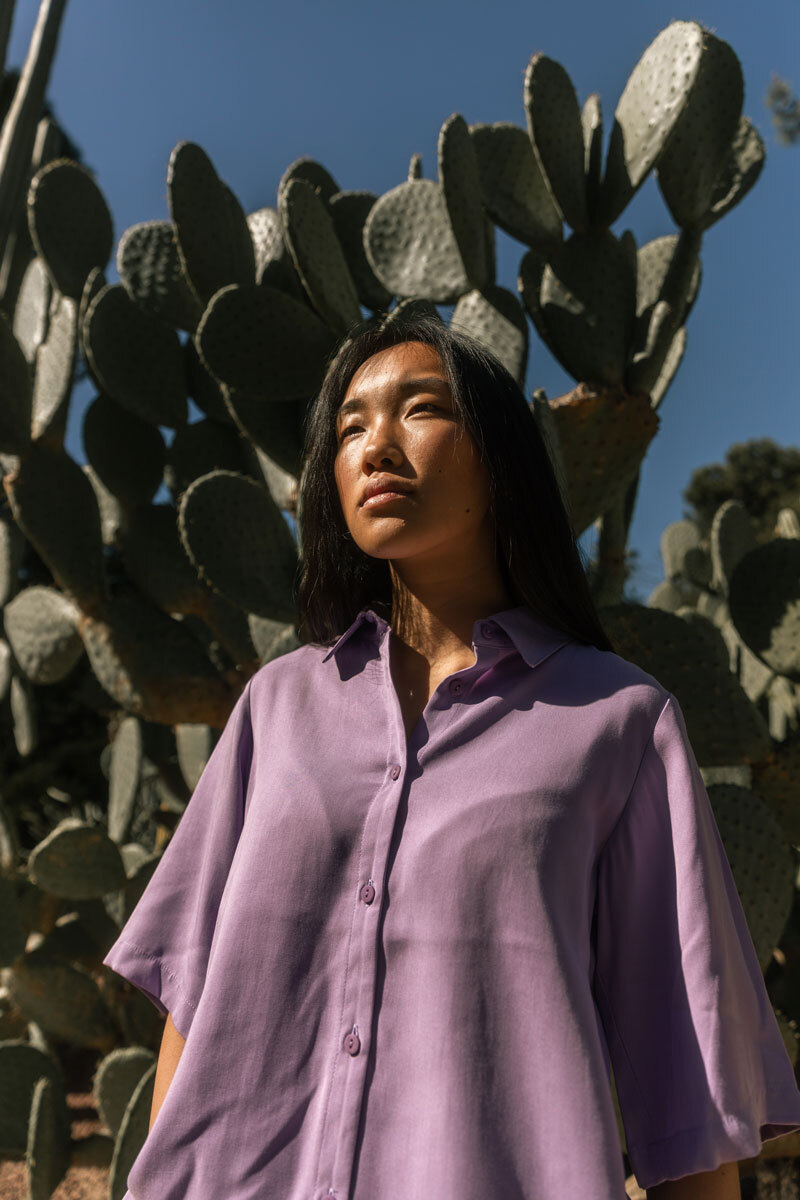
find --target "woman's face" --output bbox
[333,341,494,569]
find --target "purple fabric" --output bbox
[102,604,800,1198]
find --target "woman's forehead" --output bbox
[345,341,446,396]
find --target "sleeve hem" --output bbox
[627,1084,800,1190]
[102,937,198,1038]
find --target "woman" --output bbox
[104,314,800,1200]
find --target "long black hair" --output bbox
[294,311,614,653]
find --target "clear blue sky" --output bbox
[8,0,799,599]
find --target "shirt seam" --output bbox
[111,937,199,1013]
[592,692,672,1137]
[594,692,671,863]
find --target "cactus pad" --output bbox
[599,601,771,764]
[179,470,297,622]
[4,585,82,684]
[196,282,336,400]
[279,178,362,334]
[364,178,470,303]
[450,286,528,386]
[27,158,114,300]
[523,54,588,232]
[83,283,188,428]
[438,113,491,289]
[469,122,562,248]
[329,191,393,311]
[117,219,204,333]
[167,141,255,305]
[728,539,800,682]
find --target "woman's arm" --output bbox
[646,1160,741,1198]
[148,1011,187,1131]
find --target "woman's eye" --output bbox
[338,402,440,440]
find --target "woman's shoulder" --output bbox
[554,636,671,724]
[245,639,336,702]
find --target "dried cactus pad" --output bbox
[167,141,255,306]
[27,158,114,300]
[178,470,298,622]
[279,178,362,335]
[729,539,800,683]
[438,113,490,290]
[450,286,528,386]
[83,283,188,428]
[117,219,204,333]
[469,122,562,249]
[547,383,658,536]
[196,283,336,400]
[523,53,588,233]
[364,178,470,304]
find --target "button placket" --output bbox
[316,631,413,1200]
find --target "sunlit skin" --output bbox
[333,340,514,705]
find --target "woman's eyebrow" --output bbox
[338,376,450,419]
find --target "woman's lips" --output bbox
[360,491,415,509]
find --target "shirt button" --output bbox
[360,882,375,904]
[449,679,462,694]
[390,764,401,780]
[481,622,495,638]
[344,1031,361,1055]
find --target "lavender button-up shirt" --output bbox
[103,604,800,1199]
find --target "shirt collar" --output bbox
[322,605,572,669]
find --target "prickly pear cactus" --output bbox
[0,10,788,1197]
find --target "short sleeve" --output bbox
[591,691,800,1190]
[102,677,254,1039]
